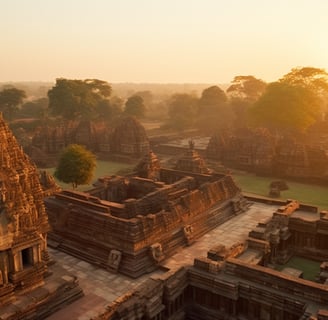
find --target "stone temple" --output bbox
[89,198,328,320]
[28,116,150,167]
[206,128,328,181]
[0,113,82,319]
[45,143,248,278]
[3,110,328,319]
[44,142,328,319]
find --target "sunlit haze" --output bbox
[1,0,327,83]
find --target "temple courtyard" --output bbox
[46,201,278,319]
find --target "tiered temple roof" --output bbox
[0,113,82,318]
[45,146,247,278]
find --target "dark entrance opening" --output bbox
[22,248,33,267]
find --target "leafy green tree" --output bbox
[227,75,267,102]
[167,93,198,130]
[280,67,328,93]
[281,67,328,118]
[20,97,48,118]
[54,144,96,189]
[48,78,112,120]
[249,82,321,135]
[109,96,124,113]
[0,87,26,120]
[96,96,123,122]
[197,85,231,133]
[124,95,146,118]
[229,98,250,129]
[199,86,227,108]
[227,76,267,129]
[134,90,153,107]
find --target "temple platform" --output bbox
[46,201,277,319]
[0,262,83,320]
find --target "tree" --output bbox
[0,87,26,120]
[124,95,146,118]
[248,82,321,135]
[229,98,250,129]
[54,144,96,189]
[199,86,227,109]
[227,76,267,129]
[280,67,328,118]
[20,97,48,118]
[197,85,231,133]
[167,93,198,130]
[48,78,112,120]
[134,90,153,107]
[227,75,267,102]
[109,96,124,114]
[96,96,123,122]
[280,67,328,93]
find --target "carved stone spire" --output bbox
[134,150,161,180]
[0,113,50,293]
[175,140,210,174]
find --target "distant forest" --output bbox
[1,67,327,139]
[0,81,222,99]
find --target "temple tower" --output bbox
[134,150,161,180]
[175,139,210,174]
[110,116,150,156]
[0,113,50,303]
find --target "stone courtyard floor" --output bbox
[46,201,278,320]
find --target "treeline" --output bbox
[165,67,328,136]
[0,80,213,124]
[1,66,328,138]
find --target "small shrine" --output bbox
[175,139,210,174]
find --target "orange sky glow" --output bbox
[1,0,327,84]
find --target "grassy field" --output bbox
[43,159,328,210]
[232,170,328,210]
[275,256,320,281]
[43,160,133,191]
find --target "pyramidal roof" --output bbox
[175,139,210,174]
[0,113,49,250]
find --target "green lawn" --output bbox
[43,160,328,210]
[275,256,320,281]
[43,160,133,191]
[232,171,328,211]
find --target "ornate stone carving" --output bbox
[175,140,210,174]
[134,150,161,180]
[0,113,83,317]
[110,116,150,156]
[107,250,122,272]
[27,117,149,166]
[150,243,164,262]
[183,225,195,245]
[207,129,328,181]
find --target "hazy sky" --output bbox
[1,0,327,83]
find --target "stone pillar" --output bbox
[232,300,237,316]
[0,251,9,284]
[260,304,271,320]
[270,229,280,263]
[13,251,22,272]
[32,245,39,265]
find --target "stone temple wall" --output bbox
[45,170,246,278]
[94,240,328,320]
[94,258,328,320]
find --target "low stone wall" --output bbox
[45,171,244,277]
[225,258,328,305]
